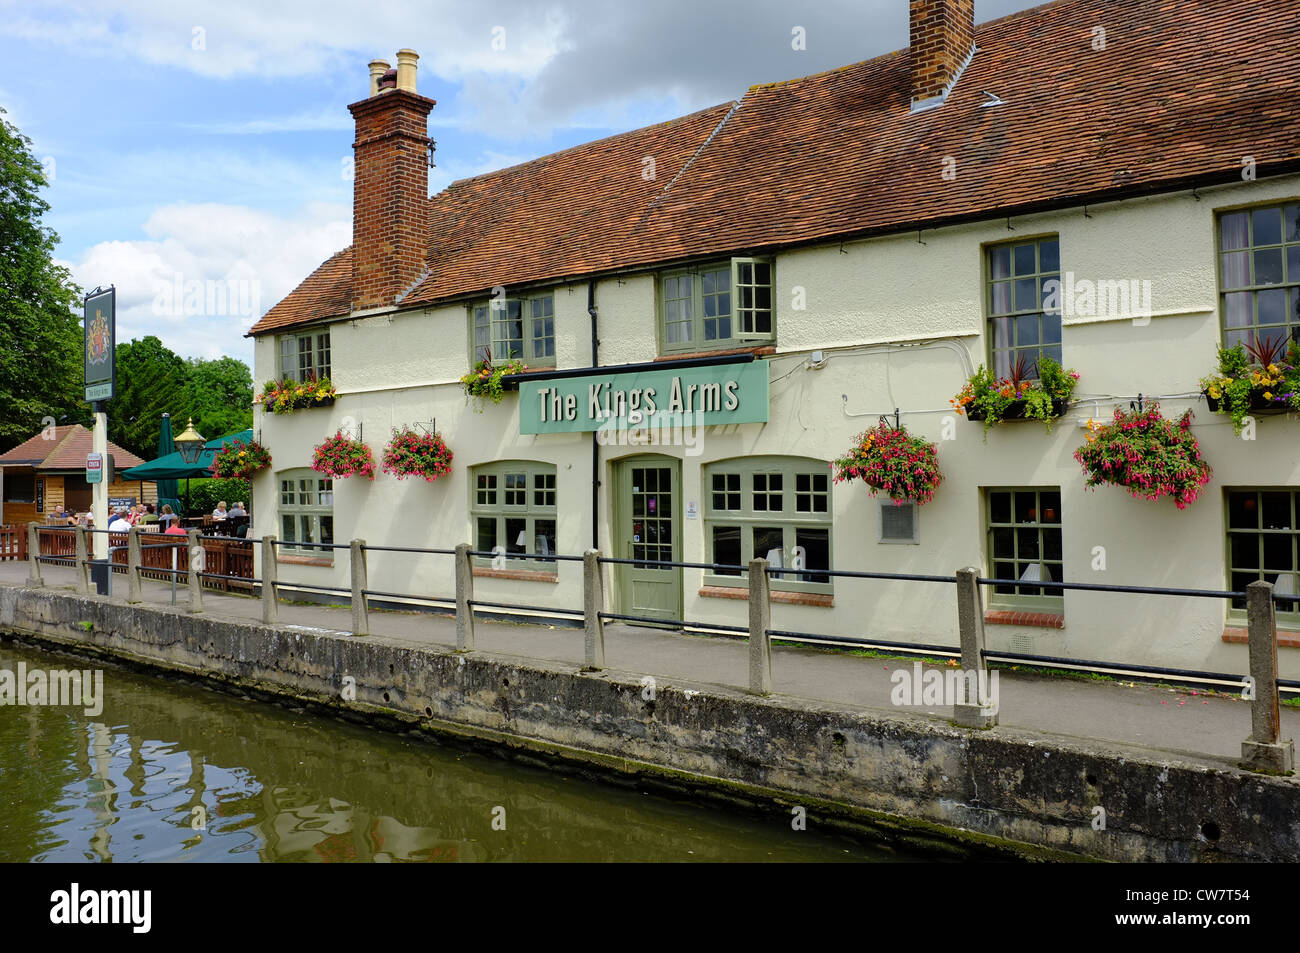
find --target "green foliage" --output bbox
[182,478,251,517]
[0,108,86,450]
[1199,341,1300,435]
[460,358,528,410]
[106,336,254,459]
[951,357,1080,439]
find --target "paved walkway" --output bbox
[4,558,1297,772]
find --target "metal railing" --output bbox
[18,522,1298,772]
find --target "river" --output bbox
[0,641,933,862]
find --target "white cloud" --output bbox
[61,202,350,366]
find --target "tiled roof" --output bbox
[248,0,1300,337]
[0,425,146,471]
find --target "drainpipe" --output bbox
[589,280,600,550]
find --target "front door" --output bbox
[614,456,682,624]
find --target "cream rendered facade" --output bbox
[252,172,1300,677]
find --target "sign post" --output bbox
[84,287,115,560]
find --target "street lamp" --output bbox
[175,418,206,464]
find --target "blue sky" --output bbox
[0,0,1038,368]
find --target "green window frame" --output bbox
[1226,489,1300,629]
[277,469,334,561]
[985,236,1061,379]
[985,487,1063,611]
[470,292,556,367]
[279,330,331,382]
[659,258,775,355]
[1217,203,1300,353]
[703,456,831,594]
[469,461,558,571]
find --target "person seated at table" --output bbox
[164,518,187,537]
[229,501,247,519]
[157,504,177,529]
[107,508,132,532]
[48,505,74,525]
[213,501,228,520]
[141,503,159,525]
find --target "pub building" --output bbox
[247,0,1300,676]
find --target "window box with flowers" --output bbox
[381,427,454,483]
[951,355,1079,437]
[832,419,942,506]
[210,438,272,480]
[1200,337,1300,434]
[1073,403,1212,510]
[459,357,528,410]
[312,431,375,480]
[257,377,337,415]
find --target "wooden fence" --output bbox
[1,525,253,592]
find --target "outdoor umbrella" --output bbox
[121,430,255,516]
[156,413,181,515]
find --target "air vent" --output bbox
[879,501,918,543]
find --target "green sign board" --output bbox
[519,361,770,435]
[84,287,115,403]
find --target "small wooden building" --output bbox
[0,425,154,524]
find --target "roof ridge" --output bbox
[632,99,742,231]
[44,425,82,466]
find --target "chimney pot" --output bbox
[395,48,419,93]
[368,59,390,97]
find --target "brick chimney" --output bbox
[348,49,436,312]
[909,0,975,113]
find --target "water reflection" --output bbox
[0,643,916,863]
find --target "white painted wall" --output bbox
[253,172,1300,677]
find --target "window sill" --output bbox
[699,585,833,607]
[1222,626,1300,648]
[278,554,334,567]
[984,609,1065,629]
[473,567,559,583]
[656,345,775,362]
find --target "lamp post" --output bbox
[174,418,205,517]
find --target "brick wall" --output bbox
[348,89,436,311]
[910,0,975,103]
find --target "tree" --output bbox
[182,356,253,441]
[0,108,84,451]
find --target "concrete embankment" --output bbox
[3,582,1298,862]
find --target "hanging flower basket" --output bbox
[257,376,337,414]
[312,431,375,480]
[951,355,1079,438]
[1073,403,1212,510]
[831,419,942,506]
[1199,337,1300,434]
[381,427,454,482]
[460,357,528,410]
[210,438,272,479]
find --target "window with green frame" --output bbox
[1217,203,1300,353]
[470,292,555,367]
[985,488,1063,609]
[986,237,1061,379]
[278,330,331,382]
[703,456,831,594]
[470,461,558,570]
[660,258,774,354]
[278,469,334,560]
[1226,489,1300,628]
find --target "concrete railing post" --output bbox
[954,567,997,728]
[351,539,369,636]
[26,523,42,587]
[185,528,204,613]
[1241,580,1294,773]
[75,526,90,595]
[748,558,772,694]
[261,535,279,625]
[455,542,475,651]
[126,525,144,603]
[583,550,606,670]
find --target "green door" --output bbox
[614,456,682,624]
